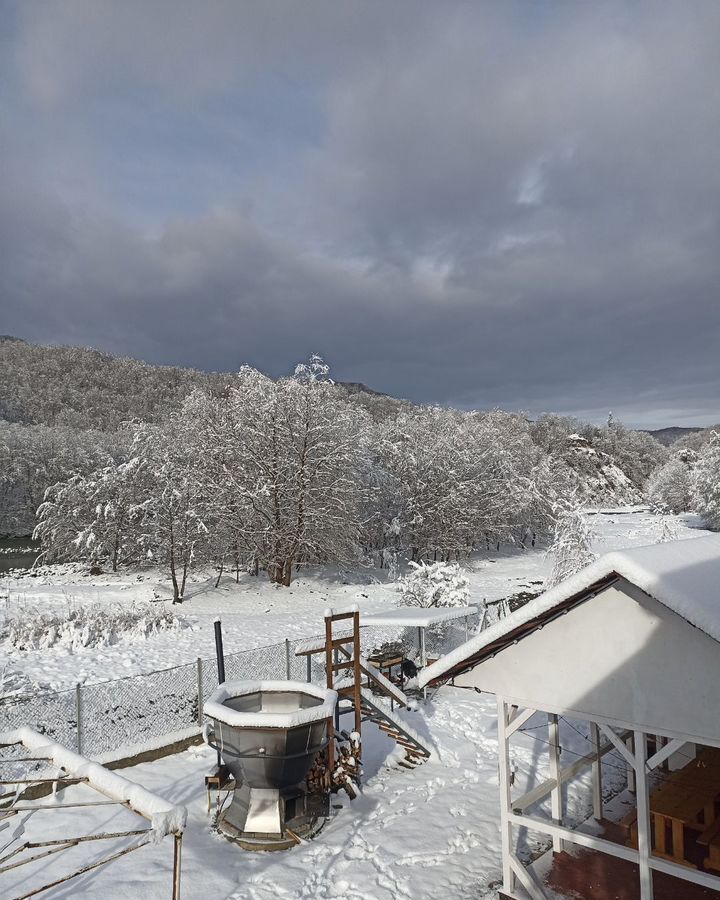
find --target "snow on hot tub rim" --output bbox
[203,679,337,728]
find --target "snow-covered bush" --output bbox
[694,431,720,529]
[398,561,470,608]
[547,504,595,588]
[2,601,185,651]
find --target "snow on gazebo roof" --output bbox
[361,605,479,628]
[420,534,720,688]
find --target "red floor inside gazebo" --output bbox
[545,845,720,900]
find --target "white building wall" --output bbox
[455,579,720,744]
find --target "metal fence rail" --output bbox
[1,611,484,760]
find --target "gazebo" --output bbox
[362,604,480,670]
[420,534,720,900]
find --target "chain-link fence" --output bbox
[1,610,486,760]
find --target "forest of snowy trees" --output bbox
[2,338,719,598]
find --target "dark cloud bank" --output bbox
[1,1,719,428]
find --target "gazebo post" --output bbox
[634,730,654,900]
[626,733,636,791]
[591,722,603,820]
[418,626,427,701]
[497,695,515,895]
[548,714,563,851]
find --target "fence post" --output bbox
[285,639,292,680]
[306,655,312,683]
[75,683,83,755]
[196,658,204,727]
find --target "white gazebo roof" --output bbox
[361,605,479,628]
[420,533,720,688]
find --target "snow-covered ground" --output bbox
[0,507,714,899]
[1,688,631,900]
[0,507,708,694]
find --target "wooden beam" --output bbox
[506,706,537,737]
[599,723,636,768]
[509,851,549,900]
[510,811,720,892]
[327,611,356,622]
[172,833,182,900]
[634,729,653,900]
[512,729,631,813]
[650,855,720,889]
[325,613,335,772]
[497,697,515,894]
[646,738,687,772]
[352,610,362,735]
[548,714,563,852]
[591,722,603,821]
[509,811,639,863]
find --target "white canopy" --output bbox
[361,605,479,628]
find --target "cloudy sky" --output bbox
[2,1,719,428]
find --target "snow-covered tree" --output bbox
[0,421,123,536]
[34,457,147,570]
[187,357,368,585]
[652,514,680,543]
[131,420,212,601]
[547,502,596,588]
[372,407,560,564]
[646,455,695,514]
[694,431,720,529]
[398,561,470,608]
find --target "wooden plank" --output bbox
[330,661,354,672]
[671,818,685,862]
[655,814,667,855]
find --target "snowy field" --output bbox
[0,507,714,898]
[0,507,709,695]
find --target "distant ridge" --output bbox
[337,381,387,397]
[644,426,706,446]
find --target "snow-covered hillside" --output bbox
[556,434,643,505]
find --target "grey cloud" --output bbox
[2,1,719,429]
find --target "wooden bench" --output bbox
[698,817,720,872]
[621,808,638,847]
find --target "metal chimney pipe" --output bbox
[213,617,226,769]
[214,617,226,685]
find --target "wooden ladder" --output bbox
[359,688,431,768]
[320,607,431,770]
[324,607,363,771]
